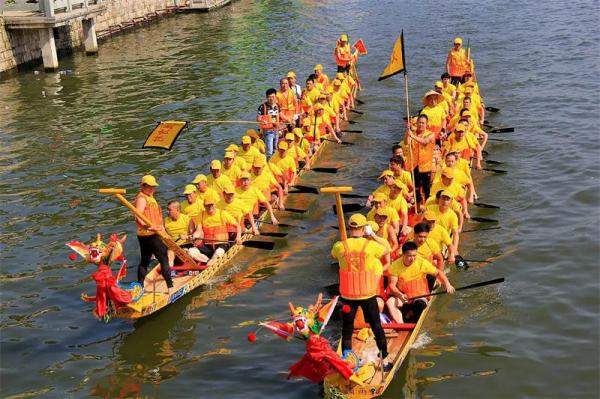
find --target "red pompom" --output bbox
[341,304,351,314]
[247,333,256,343]
[68,254,77,261]
[117,255,125,262]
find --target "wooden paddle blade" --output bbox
[290,184,319,194]
[349,109,364,115]
[470,216,499,223]
[342,129,363,134]
[474,202,500,209]
[484,159,504,165]
[258,232,288,238]
[348,120,357,125]
[462,226,501,233]
[242,240,276,250]
[340,141,355,146]
[330,225,340,230]
[483,167,508,174]
[488,138,505,142]
[485,106,500,112]
[340,193,369,199]
[490,127,514,133]
[356,99,365,105]
[282,208,308,214]
[311,167,339,174]
[332,203,365,213]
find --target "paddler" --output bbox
[207,160,233,194]
[287,71,302,100]
[225,144,248,171]
[300,76,321,114]
[386,241,454,323]
[192,174,219,204]
[180,184,204,227]
[250,156,285,210]
[434,80,455,117]
[418,210,456,264]
[284,132,310,170]
[427,190,461,249]
[235,171,279,225]
[412,222,444,271]
[269,141,297,191]
[195,192,241,263]
[245,128,266,155]
[222,151,243,185]
[385,178,410,236]
[256,88,281,158]
[405,114,436,206]
[443,123,482,170]
[434,152,475,205]
[446,37,469,85]
[367,192,400,234]
[372,208,399,258]
[314,64,330,90]
[389,156,414,195]
[217,184,258,236]
[430,167,471,220]
[164,200,205,266]
[239,135,262,166]
[134,175,173,293]
[334,34,355,73]
[293,127,312,158]
[440,72,457,100]
[330,213,393,371]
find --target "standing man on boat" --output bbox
[331,214,393,371]
[257,88,281,159]
[334,34,355,73]
[134,175,174,294]
[446,37,469,85]
[405,115,436,207]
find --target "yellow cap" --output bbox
[314,63,323,71]
[367,221,379,233]
[240,171,251,179]
[340,34,348,41]
[203,192,219,205]
[241,135,252,144]
[224,151,234,159]
[278,141,288,150]
[246,129,259,139]
[455,124,467,133]
[423,210,437,221]
[314,104,324,111]
[348,213,367,228]
[440,190,454,199]
[435,81,443,89]
[285,133,295,141]
[336,72,345,80]
[253,158,266,168]
[375,208,389,217]
[332,79,342,86]
[192,174,207,183]
[183,184,197,195]
[287,71,296,78]
[372,192,387,203]
[223,184,235,195]
[141,175,159,187]
[391,179,405,189]
[210,160,222,170]
[226,144,239,152]
[442,167,455,178]
[378,170,394,179]
[464,87,474,94]
[293,127,303,137]
[318,94,327,100]
[454,37,462,44]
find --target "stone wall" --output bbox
[0,0,183,73]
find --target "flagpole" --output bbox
[403,72,419,211]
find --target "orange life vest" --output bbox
[448,48,467,77]
[258,103,279,130]
[339,240,378,299]
[447,136,472,160]
[135,192,163,236]
[397,276,430,299]
[200,211,229,247]
[411,131,435,173]
[334,42,352,67]
[277,89,297,121]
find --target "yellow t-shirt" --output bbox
[430,181,464,200]
[420,104,446,129]
[389,256,437,281]
[386,194,409,217]
[180,198,204,224]
[427,204,459,233]
[239,145,262,166]
[164,214,191,245]
[233,157,248,172]
[216,198,250,222]
[197,187,219,204]
[417,237,442,259]
[442,82,456,97]
[269,152,297,176]
[251,169,278,192]
[394,169,413,188]
[429,224,452,248]
[330,237,385,276]
[222,164,243,183]
[200,209,237,228]
[236,186,267,211]
[207,174,232,193]
[366,206,400,223]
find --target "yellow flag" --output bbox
[143,120,188,150]
[378,32,406,81]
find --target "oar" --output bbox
[469,216,499,223]
[473,202,500,209]
[348,120,357,125]
[258,232,288,238]
[340,193,369,199]
[488,127,514,133]
[407,277,505,301]
[356,99,365,105]
[281,207,308,214]
[310,167,340,174]
[349,109,364,115]
[482,150,489,157]
[454,254,493,269]
[202,237,276,250]
[473,167,508,174]
[488,138,505,142]
[461,226,501,233]
[485,106,500,113]
[342,129,363,134]
[325,139,355,146]
[485,159,504,165]
[289,184,319,194]
[261,221,298,228]
[332,203,365,213]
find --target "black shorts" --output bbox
[198,243,230,258]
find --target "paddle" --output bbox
[485,106,500,113]
[348,120,357,125]
[332,203,365,213]
[473,202,500,209]
[488,138,505,142]
[462,226,501,233]
[485,159,504,165]
[473,167,508,174]
[289,185,319,194]
[325,139,355,146]
[356,99,365,105]
[469,216,499,223]
[202,238,276,250]
[311,167,340,174]
[349,109,364,115]
[340,193,369,199]
[261,221,298,228]
[489,127,514,133]
[454,254,493,269]
[341,129,363,134]
[407,277,505,301]
[281,207,308,214]
[258,232,288,238]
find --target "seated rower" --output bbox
[250,156,285,210]
[300,76,321,114]
[239,135,262,166]
[218,184,258,236]
[367,170,409,207]
[164,200,207,265]
[412,222,444,271]
[440,72,457,101]
[285,132,310,170]
[222,151,243,186]
[386,241,454,323]
[293,127,312,158]
[389,156,414,194]
[236,171,279,225]
[443,123,481,170]
[392,143,404,159]
[326,89,346,129]
[245,129,266,155]
[207,160,233,194]
[372,208,399,259]
[426,190,461,249]
[314,63,330,91]
[318,94,340,134]
[269,141,297,192]
[430,167,471,219]
[181,184,204,227]
[192,174,219,205]
[225,144,248,172]
[195,192,241,263]
[386,178,410,236]
[418,210,456,264]
[434,152,475,204]
[460,108,488,150]
[330,79,350,117]
[367,192,400,234]
[335,72,355,109]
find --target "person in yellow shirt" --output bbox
[300,77,321,113]
[420,91,447,143]
[192,174,219,204]
[222,151,243,186]
[386,179,410,235]
[327,89,347,127]
[318,94,339,132]
[440,72,456,100]
[389,156,414,194]
[207,160,233,194]
[413,222,444,271]
[434,80,455,116]
[180,184,204,226]
[459,108,488,150]
[420,210,456,264]
[286,71,302,100]
[443,123,482,170]
[331,79,349,110]
[367,192,400,233]
[386,241,454,323]
[250,156,285,210]
[302,105,341,147]
[276,77,298,125]
[433,152,475,204]
[164,200,205,266]
[368,170,409,207]
[335,72,355,109]
[224,144,248,172]
[314,64,330,91]
[239,135,261,166]
[372,209,398,258]
[427,190,461,249]
[236,171,279,225]
[217,184,259,236]
[269,141,297,190]
[245,129,266,154]
[195,192,241,263]
[293,127,312,158]
[330,213,391,369]
[284,132,310,170]
[430,167,470,219]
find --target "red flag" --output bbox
[353,39,367,55]
[262,321,294,341]
[287,335,353,383]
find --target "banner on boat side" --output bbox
[378,31,406,81]
[353,39,368,55]
[142,121,188,150]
